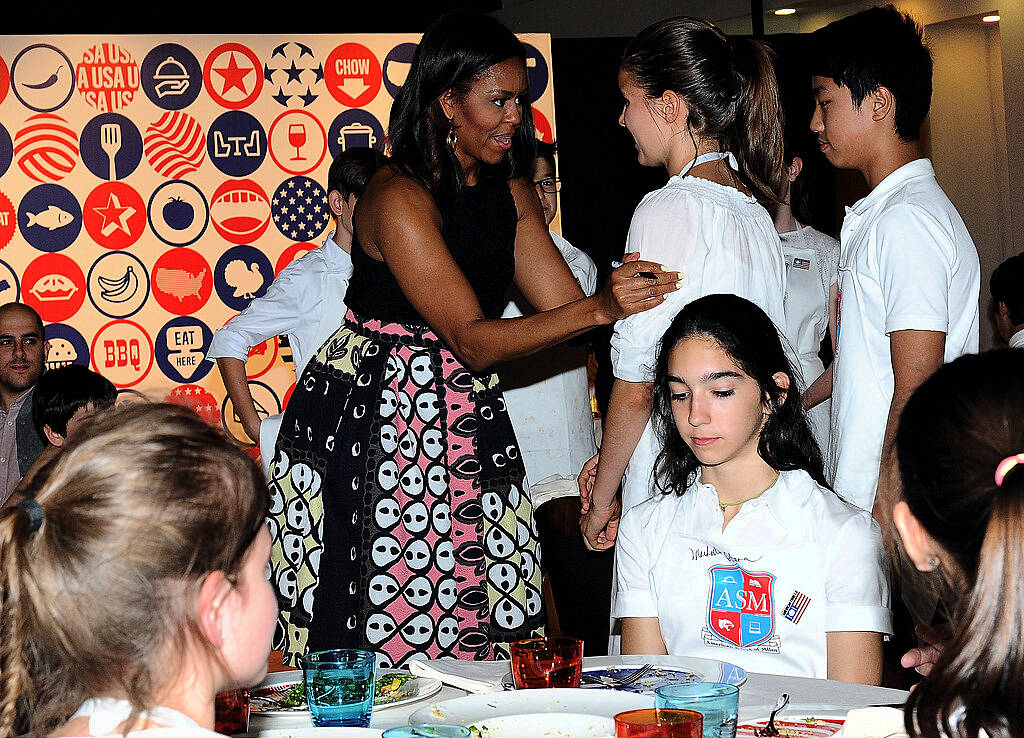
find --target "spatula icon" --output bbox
[100,123,122,180]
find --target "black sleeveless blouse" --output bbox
[346,177,518,326]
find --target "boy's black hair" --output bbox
[32,365,117,440]
[991,251,1024,325]
[534,140,556,171]
[327,147,388,199]
[811,4,932,142]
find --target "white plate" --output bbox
[467,713,615,738]
[582,655,748,688]
[251,729,382,737]
[408,687,652,727]
[250,670,442,718]
[736,709,849,738]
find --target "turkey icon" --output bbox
[214,244,271,311]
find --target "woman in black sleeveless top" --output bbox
[268,11,678,667]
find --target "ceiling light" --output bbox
[774,8,797,15]
[982,14,1000,22]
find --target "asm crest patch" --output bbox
[702,564,780,652]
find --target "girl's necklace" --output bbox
[718,471,781,512]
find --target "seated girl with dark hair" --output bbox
[611,294,891,683]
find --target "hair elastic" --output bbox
[15,497,44,534]
[995,454,1024,488]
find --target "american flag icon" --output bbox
[784,591,811,624]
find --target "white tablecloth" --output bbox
[247,654,909,732]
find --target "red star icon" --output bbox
[94,192,135,237]
[214,52,253,96]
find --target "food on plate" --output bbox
[736,717,844,737]
[376,672,417,700]
[251,672,420,712]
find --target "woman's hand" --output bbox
[595,253,679,323]
[901,622,951,677]
[580,496,622,551]
[578,452,600,514]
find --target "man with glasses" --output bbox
[498,140,609,651]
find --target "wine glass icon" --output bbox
[288,123,307,161]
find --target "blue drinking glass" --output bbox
[382,726,471,737]
[300,648,376,727]
[655,682,739,738]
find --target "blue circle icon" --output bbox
[43,323,90,370]
[141,43,202,110]
[18,183,82,252]
[155,315,214,383]
[0,259,20,303]
[382,42,418,99]
[0,125,12,178]
[87,251,150,319]
[271,175,331,241]
[522,43,549,103]
[12,44,76,113]
[214,244,272,312]
[81,113,143,181]
[208,110,267,177]
[328,109,386,160]
[148,179,209,247]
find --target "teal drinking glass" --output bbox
[655,683,739,738]
[300,648,376,727]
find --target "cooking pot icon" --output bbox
[337,122,376,151]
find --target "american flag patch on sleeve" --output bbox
[793,257,811,270]
[783,591,811,624]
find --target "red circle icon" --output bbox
[83,181,147,250]
[325,43,381,108]
[204,43,263,109]
[245,336,279,378]
[0,191,15,250]
[76,43,139,112]
[0,56,9,106]
[269,109,327,176]
[90,319,154,388]
[210,178,271,244]
[275,241,317,275]
[532,109,553,144]
[166,383,221,425]
[22,253,86,322]
[151,247,212,315]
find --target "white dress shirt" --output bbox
[615,469,892,679]
[499,231,598,499]
[610,169,789,510]
[829,159,980,511]
[205,232,352,472]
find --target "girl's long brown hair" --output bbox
[886,349,1024,738]
[0,403,268,737]
[620,17,784,207]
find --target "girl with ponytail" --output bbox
[580,18,793,576]
[887,348,1024,738]
[0,403,275,737]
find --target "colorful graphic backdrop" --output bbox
[0,33,556,453]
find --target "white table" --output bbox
[248,655,909,733]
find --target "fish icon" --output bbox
[26,205,74,231]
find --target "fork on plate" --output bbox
[580,663,654,688]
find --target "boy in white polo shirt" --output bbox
[809,6,980,515]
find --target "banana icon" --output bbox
[97,266,139,303]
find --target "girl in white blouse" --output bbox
[580,16,790,551]
[614,295,890,683]
[0,404,276,737]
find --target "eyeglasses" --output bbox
[533,177,561,193]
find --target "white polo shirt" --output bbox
[205,232,352,471]
[614,469,892,679]
[499,231,598,496]
[829,159,980,511]
[609,171,789,510]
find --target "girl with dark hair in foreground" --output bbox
[614,294,890,683]
[268,11,677,667]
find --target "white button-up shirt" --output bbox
[205,233,352,471]
[615,469,892,679]
[829,159,980,511]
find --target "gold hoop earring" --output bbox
[447,120,458,151]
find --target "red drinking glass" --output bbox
[509,636,583,688]
[214,688,250,735]
[615,708,704,738]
